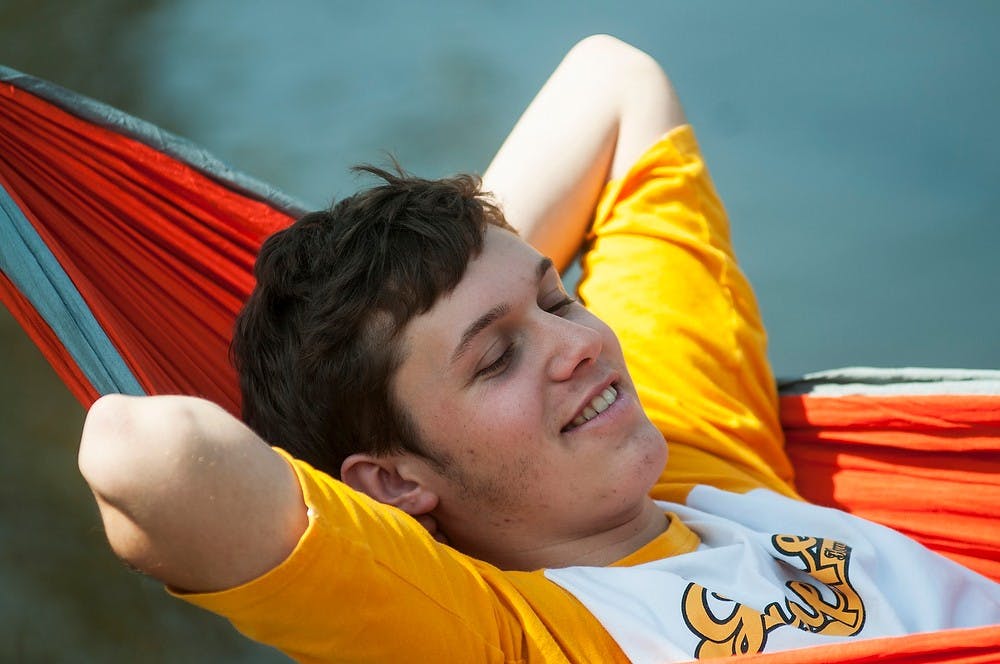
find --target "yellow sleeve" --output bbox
[579,125,798,501]
[173,450,628,663]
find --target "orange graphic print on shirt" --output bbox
[681,535,866,657]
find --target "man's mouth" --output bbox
[563,384,619,432]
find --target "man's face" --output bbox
[392,226,666,566]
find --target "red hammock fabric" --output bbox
[1,69,997,662]
[1,74,293,413]
[738,624,1000,663]
[784,392,1000,583]
[0,268,95,401]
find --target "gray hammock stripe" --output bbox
[778,367,1000,397]
[0,65,310,219]
[0,182,145,396]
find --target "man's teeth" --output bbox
[570,385,618,428]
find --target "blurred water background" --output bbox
[1,1,998,661]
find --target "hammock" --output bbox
[2,66,997,661]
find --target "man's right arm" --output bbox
[79,397,621,663]
[78,394,308,593]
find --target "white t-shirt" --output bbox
[546,485,1000,662]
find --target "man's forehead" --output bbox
[402,227,544,353]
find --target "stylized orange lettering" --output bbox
[681,584,786,657]
[681,535,867,655]
[772,535,866,636]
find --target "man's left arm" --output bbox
[482,34,685,270]
[484,35,796,498]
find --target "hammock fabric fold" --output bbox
[1,66,997,661]
[0,67,302,413]
[781,372,1000,583]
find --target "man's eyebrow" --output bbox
[451,257,554,364]
[452,303,510,364]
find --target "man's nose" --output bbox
[545,317,603,382]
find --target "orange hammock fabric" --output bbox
[737,624,1000,664]
[1,67,997,660]
[784,389,1000,582]
[0,68,298,413]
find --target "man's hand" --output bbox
[78,394,308,592]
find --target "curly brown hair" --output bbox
[232,165,512,478]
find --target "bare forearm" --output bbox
[483,34,686,270]
[79,394,307,592]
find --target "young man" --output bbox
[79,36,999,662]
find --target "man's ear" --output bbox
[340,453,438,517]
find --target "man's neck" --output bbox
[470,498,668,571]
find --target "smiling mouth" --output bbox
[562,384,619,432]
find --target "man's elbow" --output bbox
[79,394,139,502]
[79,394,206,573]
[78,394,197,520]
[78,394,151,567]
[566,34,666,81]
